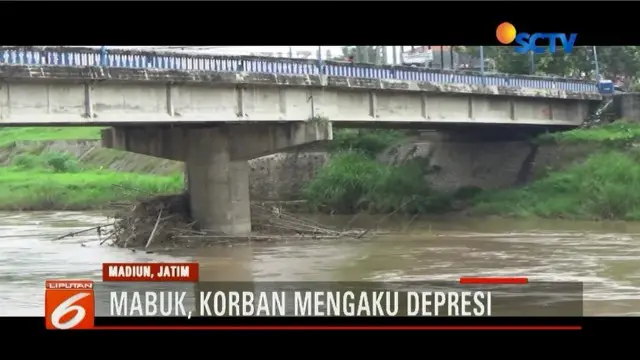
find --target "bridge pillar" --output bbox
[102,122,332,234]
[186,127,251,234]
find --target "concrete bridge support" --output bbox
[101,121,332,234]
[186,127,252,233]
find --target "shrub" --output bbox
[301,151,451,214]
[329,129,407,158]
[44,152,80,173]
[473,151,640,220]
[12,154,43,169]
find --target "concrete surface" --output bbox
[101,122,333,162]
[185,127,251,233]
[0,65,601,127]
[0,46,598,93]
[100,122,332,234]
[614,93,640,121]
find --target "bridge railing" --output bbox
[0,46,599,93]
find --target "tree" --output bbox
[455,46,640,87]
[338,46,386,64]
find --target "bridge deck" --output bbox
[0,46,598,94]
[0,63,600,128]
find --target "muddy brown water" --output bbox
[1,211,639,316]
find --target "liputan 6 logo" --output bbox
[44,280,94,330]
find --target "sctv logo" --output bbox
[496,22,577,54]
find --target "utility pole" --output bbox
[317,46,323,73]
[450,47,455,69]
[530,52,535,74]
[392,46,398,65]
[593,46,600,82]
[480,46,485,85]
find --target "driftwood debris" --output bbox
[55,190,377,249]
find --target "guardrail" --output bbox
[0,46,599,93]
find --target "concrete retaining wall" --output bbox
[1,138,593,201]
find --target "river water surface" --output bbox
[1,211,639,316]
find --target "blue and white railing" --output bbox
[0,46,599,94]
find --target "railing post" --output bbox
[237,57,245,72]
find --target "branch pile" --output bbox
[59,191,374,250]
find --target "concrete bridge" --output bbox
[0,46,603,235]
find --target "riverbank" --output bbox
[0,127,183,210]
[0,165,182,211]
[2,124,640,222]
[302,123,640,221]
[472,123,640,221]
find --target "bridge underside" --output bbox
[102,122,331,234]
[0,69,602,234]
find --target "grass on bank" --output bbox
[0,127,102,146]
[4,124,640,220]
[0,152,182,211]
[329,129,408,158]
[472,151,640,221]
[0,168,183,211]
[303,129,453,214]
[301,151,451,214]
[472,122,640,220]
[537,122,640,144]
[306,124,640,220]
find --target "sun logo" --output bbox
[496,22,517,45]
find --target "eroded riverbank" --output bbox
[2,211,640,316]
[3,123,640,222]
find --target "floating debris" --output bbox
[57,190,377,250]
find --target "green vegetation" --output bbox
[0,127,101,146]
[305,123,640,221]
[4,123,640,222]
[340,46,640,88]
[302,151,450,214]
[0,166,182,211]
[472,123,640,220]
[537,122,640,144]
[302,129,452,214]
[473,151,640,220]
[328,129,407,157]
[456,46,640,83]
[0,151,181,211]
[0,127,181,211]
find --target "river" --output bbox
[1,211,639,316]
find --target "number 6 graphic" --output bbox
[50,293,90,330]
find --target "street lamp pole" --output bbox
[593,46,600,82]
[530,52,535,74]
[479,46,486,85]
